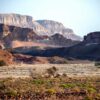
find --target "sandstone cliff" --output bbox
[37,20,82,40]
[0,14,82,41]
[0,14,48,35]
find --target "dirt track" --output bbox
[0,63,100,78]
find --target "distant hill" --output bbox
[62,31,100,60]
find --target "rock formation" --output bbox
[0,24,80,48]
[0,14,82,41]
[0,13,48,35]
[84,31,100,43]
[11,31,100,61]
[37,20,82,40]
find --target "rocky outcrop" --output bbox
[48,33,80,47]
[0,49,14,65]
[84,31,100,43]
[61,31,100,60]
[0,14,82,41]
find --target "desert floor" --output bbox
[0,63,100,78]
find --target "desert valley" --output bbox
[0,14,100,100]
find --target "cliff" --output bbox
[0,14,82,41]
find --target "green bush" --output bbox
[32,79,44,85]
[5,89,18,97]
[45,89,56,94]
[60,83,76,89]
[87,87,96,94]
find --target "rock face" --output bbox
[0,14,48,35]
[0,24,42,48]
[37,20,82,40]
[84,31,100,43]
[0,24,80,48]
[37,20,65,36]
[61,31,100,60]
[48,33,80,47]
[0,14,82,41]
[0,14,33,27]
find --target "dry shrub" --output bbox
[46,66,58,76]
[0,60,7,66]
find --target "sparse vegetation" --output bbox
[95,62,100,68]
[95,61,100,66]
[46,66,58,76]
[0,60,7,66]
[46,89,56,94]
[5,88,18,97]
[0,77,99,99]
[32,79,44,85]
[60,83,76,89]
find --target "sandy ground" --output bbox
[0,63,100,78]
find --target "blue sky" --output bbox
[0,0,100,37]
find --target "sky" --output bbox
[0,0,100,37]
